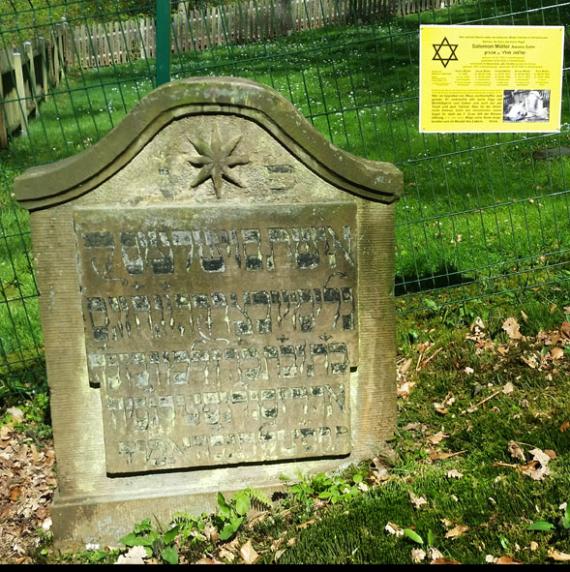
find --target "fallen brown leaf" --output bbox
[195,556,223,564]
[385,522,404,537]
[445,524,469,539]
[433,402,448,415]
[402,422,425,433]
[204,523,219,543]
[370,464,390,484]
[6,407,24,422]
[548,549,570,562]
[502,382,514,395]
[409,491,428,509]
[508,441,526,463]
[427,431,448,445]
[429,450,466,462]
[495,555,522,564]
[240,540,259,565]
[429,547,444,560]
[297,518,316,530]
[431,557,461,565]
[560,420,570,433]
[0,425,13,441]
[520,448,551,481]
[399,357,413,375]
[550,347,564,360]
[218,548,236,563]
[270,537,285,553]
[520,354,539,369]
[246,508,269,529]
[503,317,523,340]
[411,548,427,563]
[397,381,416,399]
[433,393,455,416]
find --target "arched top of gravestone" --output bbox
[14,77,402,211]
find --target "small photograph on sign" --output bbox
[503,89,550,123]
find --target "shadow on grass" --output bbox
[0,354,47,406]
[395,264,475,296]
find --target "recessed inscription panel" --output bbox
[74,204,357,473]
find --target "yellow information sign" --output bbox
[419,25,564,133]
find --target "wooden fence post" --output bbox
[39,37,49,101]
[53,35,59,85]
[12,52,28,136]
[0,66,8,148]
[139,18,146,59]
[58,25,66,79]
[23,41,39,118]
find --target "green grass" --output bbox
[1,0,570,395]
[276,281,570,564]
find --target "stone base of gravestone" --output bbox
[15,77,402,547]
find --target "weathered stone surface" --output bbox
[15,77,402,547]
[76,204,357,473]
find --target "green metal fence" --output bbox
[1,0,569,400]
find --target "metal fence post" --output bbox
[156,0,171,86]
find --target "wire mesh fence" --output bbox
[1,0,569,399]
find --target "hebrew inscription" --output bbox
[74,204,358,473]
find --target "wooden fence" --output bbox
[67,0,459,69]
[0,28,65,148]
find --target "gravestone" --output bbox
[15,77,402,546]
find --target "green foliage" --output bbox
[118,511,211,563]
[169,511,207,544]
[215,488,271,541]
[216,492,244,541]
[115,488,270,563]
[118,514,204,564]
[120,518,160,549]
[527,520,556,532]
[561,505,570,531]
[160,545,179,565]
[55,547,120,564]
[403,528,424,545]
[527,505,570,534]
[284,470,367,512]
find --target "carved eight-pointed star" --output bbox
[187,127,250,199]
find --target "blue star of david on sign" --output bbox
[432,36,458,68]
